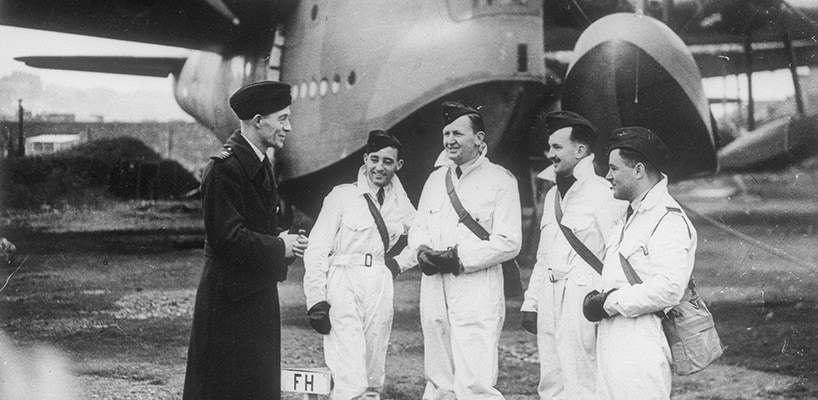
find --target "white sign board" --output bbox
[281,367,332,395]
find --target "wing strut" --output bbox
[744,35,756,132]
[781,13,805,116]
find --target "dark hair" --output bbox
[568,125,596,149]
[465,113,484,134]
[616,148,661,178]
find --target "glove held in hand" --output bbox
[521,311,537,335]
[417,245,440,276]
[307,301,332,334]
[426,247,461,275]
[583,289,617,322]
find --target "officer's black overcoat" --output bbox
[183,131,289,400]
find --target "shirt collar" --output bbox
[225,131,264,177]
[572,154,597,181]
[433,144,488,177]
[632,174,668,212]
[241,132,267,162]
[536,153,596,184]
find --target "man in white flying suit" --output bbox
[521,110,622,399]
[583,126,697,399]
[410,101,521,400]
[303,130,416,400]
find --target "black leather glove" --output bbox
[583,289,617,322]
[521,311,537,334]
[307,301,331,334]
[385,257,400,279]
[426,247,460,275]
[417,245,440,276]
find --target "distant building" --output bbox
[25,134,82,155]
[35,113,76,123]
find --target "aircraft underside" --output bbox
[279,79,551,217]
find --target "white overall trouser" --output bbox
[420,266,505,400]
[324,262,394,400]
[597,313,671,400]
[536,267,599,400]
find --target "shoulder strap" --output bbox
[363,194,390,253]
[619,208,692,286]
[445,167,490,241]
[554,193,603,275]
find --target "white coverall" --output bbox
[598,177,697,400]
[303,166,416,400]
[521,155,623,399]
[410,151,522,400]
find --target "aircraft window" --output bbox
[347,71,357,87]
[311,5,318,21]
[447,0,538,21]
[332,74,341,94]
[291,84,299,99]
[517,43,528,72]
[300,82,308,98]
[319,78,329,96]
[309,81,318,97]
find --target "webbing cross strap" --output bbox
[444,167,523,297]
[554,193,603,275]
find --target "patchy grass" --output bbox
[2,164,818,399]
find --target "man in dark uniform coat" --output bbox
[183,81,308,400]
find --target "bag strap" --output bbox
[618,208,693,287]
[618,253,643,285]
[363,193,390,253]
[554,193,603,275]
[445,167,490,241]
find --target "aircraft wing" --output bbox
[692,41,818,78]
[543,0,818,78]
[678,0,818,78]
[0,0,292,53]
[14,56,187,78]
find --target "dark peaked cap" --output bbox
[544,110,597,139]
[442,101,481,126]
[229,81,292,120]
[367,130,402,153]
[607,126,671,169]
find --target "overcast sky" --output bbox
[0,26,193,121]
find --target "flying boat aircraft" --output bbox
[2,0,817,219]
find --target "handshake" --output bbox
[417,245,461,276]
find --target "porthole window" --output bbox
[309,80,318,97]
[311,5,318,21]
[331,74,341,94]
[319,78,328,96]
[347,70,357,87]
[300,82,308,98]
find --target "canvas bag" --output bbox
[617,209,723,375]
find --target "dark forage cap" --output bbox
[607,126,670,169]
[441,101,481,127]
[544,110,597,137]
[229,81,292,120]
[540,110,598,144]
[367,130,402,153]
